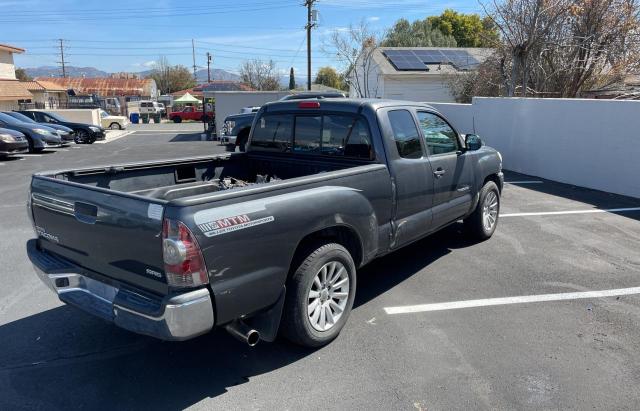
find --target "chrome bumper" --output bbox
[27,240,214,341]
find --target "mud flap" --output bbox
[245,286,286,342]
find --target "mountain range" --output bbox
[22,66,241,82]
[23,66,308,88]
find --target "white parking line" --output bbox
[19,154,42,157]
[94,131,135,144]
[505,180,544,184]
[384,287,640,314]
[501,207,640,217]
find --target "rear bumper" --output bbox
[27,240,214,341]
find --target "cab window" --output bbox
[416,112,459,155]
[388,110,422,159]
[251,114,293,152]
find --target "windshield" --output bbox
[5,112,36,123]
[100,110,109,118]
[0,112,24,125]
[44,112,68,122]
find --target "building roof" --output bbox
[20,80,67,92]
[370,47,493,76]
[0,80,33,101]
[33,77,156,96]
[0,44,25,54]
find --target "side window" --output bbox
[388,110,423,159]
[293,116,321,153]
[417,112,459,155]
[321,115,373,159]
[35,112,47,122]
[251,114,293,152]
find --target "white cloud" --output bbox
[367,16,381,22]
[131,60,157,68]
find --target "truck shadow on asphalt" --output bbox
[0,224,470,410]
[170,133,213,142]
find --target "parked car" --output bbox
[99,110,129,130]
[221,92,347,152]
[4,111,75,144]
[100,97,122,115]
[169,106,212,123]
[27,99,503,348]
[17,110,105,144]
[0,112,61,152]
[0,127,29,157]
[139,100,164,115]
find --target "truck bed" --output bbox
[42,152,369,202]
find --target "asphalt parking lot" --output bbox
[1,124,639,410]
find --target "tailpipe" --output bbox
[225,321,260,346]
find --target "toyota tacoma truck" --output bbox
[27,99,503,348]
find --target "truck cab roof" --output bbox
[261,98,438,114]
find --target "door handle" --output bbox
[433,168,446,178]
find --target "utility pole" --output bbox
[57,39,67,78]
[192,39,197,82]
[206,52,212,83]
[304,0,317,91]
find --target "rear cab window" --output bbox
[251,112,374,160]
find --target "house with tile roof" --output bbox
[20,80,68,109]
[0,43,33,110]
[349,47,493,103]
[33,76,158,98]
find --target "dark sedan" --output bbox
[16,110,105,144]
[4,111,75,144]
[0,112,62,152]
[0,127,28,157]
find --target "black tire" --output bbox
[172,116,182,123]
[109,122,121,130]
[26,137,35,152]
[236,129,249,152]
[464,180,500,241]
[281,242,356,348]
[75,130,88,144]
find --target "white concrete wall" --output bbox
[208,91,291,135]
[384,76,455,103]
[38,109,101,126]
[0,51,16,80]
[421,97,640,198]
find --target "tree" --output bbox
[481,0,640,97]
[239,59,280,91]
[381,18,457,47]
[15,68,32,81]
[427,9,499,47]
[314,66,343,89]
[146,57,196,94]
[289,67,296,90]
[325,21,381,98]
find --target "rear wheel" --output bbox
[172,116,182,123]
[464,180,500,240]
[281,242,356,348]
[109,122,121,130]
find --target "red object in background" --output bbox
[169,106,213,122]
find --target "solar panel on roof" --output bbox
[383,49,481,71]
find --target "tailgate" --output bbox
[30,176,168,295]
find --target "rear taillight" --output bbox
[162,218,209,288]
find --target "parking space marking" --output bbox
[384,287,640,314]
[19,154,42,157]
[94,131,135,144]
[501,207,640,217]
[505,180,544,184]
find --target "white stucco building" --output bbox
[0,43,32,110]
[349,47,492,103]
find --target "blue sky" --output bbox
[3,0,482,77]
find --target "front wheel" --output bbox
[281,243,356,348]
[464,180,500,240]
[109,122,121,130]
[172,117,182,123]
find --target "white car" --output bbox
[139,101,164,115]
[99,110,129,130]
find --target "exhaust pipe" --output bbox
[225,321,260,346]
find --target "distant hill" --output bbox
[22,66,240,82]
[24,66,109,78]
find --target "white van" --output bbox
[138,101,163,115]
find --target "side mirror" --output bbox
[465,134,483,151]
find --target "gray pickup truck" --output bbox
[27,99,503,348]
